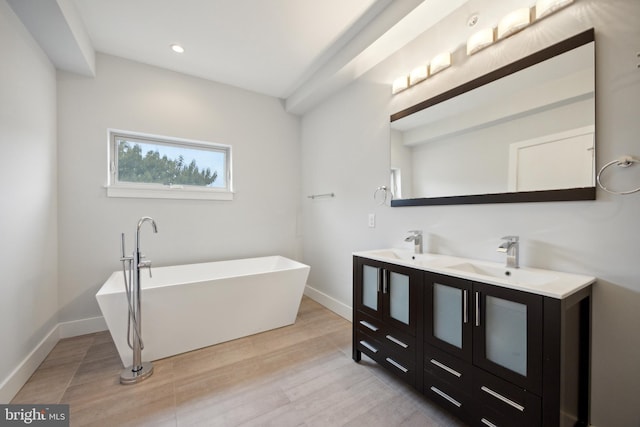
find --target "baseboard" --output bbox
[304,285,352,322]
[58,316,107,339]
[0,316,108,403]
[0,325,59,403]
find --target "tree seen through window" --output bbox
[117,140,221,187]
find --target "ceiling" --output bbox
[8,0,468,114]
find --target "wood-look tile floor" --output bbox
[12,297,467,427]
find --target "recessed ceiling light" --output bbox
[170,44,185,53]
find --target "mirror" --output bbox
[390,30,595,206]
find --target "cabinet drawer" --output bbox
[358,312,415,363]
[473,369,541,427]
[383,327,416,365]
[423,371,472,423]
[356,328,416,387]
[356,311,384,338]
[382,354,415,387]
[355,328,384,358]
[424,344,472,392]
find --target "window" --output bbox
[390,168,402,199]
[107,130,233,200]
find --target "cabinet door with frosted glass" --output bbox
[381,264,420,335]
[354,261,383,320]
[424,273,473,361]
[473,282,543,395]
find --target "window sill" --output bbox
[106,185,234,201]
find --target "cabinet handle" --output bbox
[481,418,498,427]
[359,320,379,332]
[382,270,389,294]
[475,292,481,327]
[386,335,409,348]
[463,289,468,324]
[385,357,408,373]
[430,359,462,378]
[480,386,525,412]
[359,340,378,353]
[377,269,382,293]
[430,386,462,408]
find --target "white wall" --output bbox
[57,54,301,322]
[300,0,640,426]
[0,0,58,401]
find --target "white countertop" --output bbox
[353,249,595,299]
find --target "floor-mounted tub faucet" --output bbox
[497,235,519,268]
[405,230,423,254]
[119,216,158,385]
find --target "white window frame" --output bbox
[106,129,233,201]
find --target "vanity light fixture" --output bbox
[390,53,451,95]
[393,0,576,94]
[409,65,429,86]
[170,44,185,53]
[467,27,495,55]
[392,75,409,94]
[429,52,451,76]
[497,8,531,39]
[535,0,574,20]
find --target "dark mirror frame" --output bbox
[390,29,596,207]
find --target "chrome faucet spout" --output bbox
[405,230,423,254]
[136,217,158,250]
[497,235,519,268]
[135,217,157,276]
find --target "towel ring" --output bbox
[374,186,390,205]
[596,155,640,195]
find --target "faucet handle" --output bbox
[501,235,519,242]
[138,259,153,278]
[120,233,127,259]
[408,230,422,235]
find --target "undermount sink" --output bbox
[445,262,558,285]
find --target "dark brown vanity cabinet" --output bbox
[424,273,545,426]
[353,256,591,427]
[352,257,421,386]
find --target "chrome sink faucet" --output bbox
[497,235,519,268]
[405,230,423,254]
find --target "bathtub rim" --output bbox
[97,255,310,295]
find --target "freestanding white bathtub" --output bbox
[96,255,310,367]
